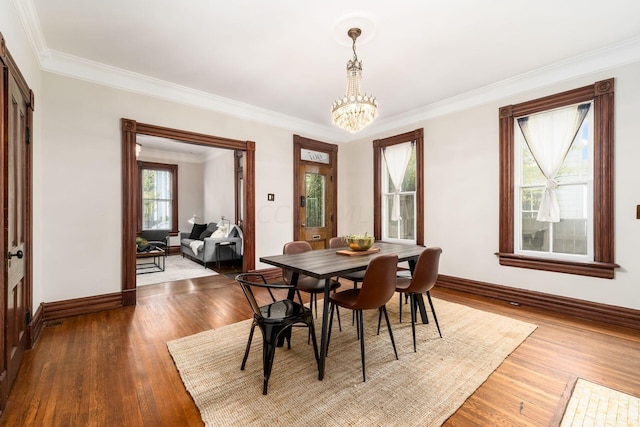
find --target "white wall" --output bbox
[38,72,301,303]
[4,0,639,311]
[203,150,235,224]
[341,63,640,311]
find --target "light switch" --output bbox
[267,193,275,201]
[637,205,640,219]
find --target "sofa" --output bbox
[180,222,243,268]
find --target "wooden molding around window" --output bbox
[497,78,617,278]
[373,129,424,245]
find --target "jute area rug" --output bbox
[560,378,640,426]
[136,255,217,286]
[167,298,536,427]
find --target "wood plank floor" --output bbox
[1,274,638,426]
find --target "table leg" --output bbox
[318,277,332,380]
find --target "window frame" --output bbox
[137,161,179,234]
[374,129,424,246]
[497,79,617,278]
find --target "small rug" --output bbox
[167,298,536,426]
[136,255,217,286]
[561,378,640,426]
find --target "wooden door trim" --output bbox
[121,119,256,306]
[293,135,338,241]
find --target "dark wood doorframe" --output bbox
[293,135,338,242]
[0,32,35,410]
[121,119,256,306]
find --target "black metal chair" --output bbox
[236,273,319,395]
[327,254,399,382]
[282,241,342,330]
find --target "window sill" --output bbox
[495,252,619,279]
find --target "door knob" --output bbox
[8,250,23,259]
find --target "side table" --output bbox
[215,241,236,270]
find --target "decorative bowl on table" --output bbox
[342,234,375,251]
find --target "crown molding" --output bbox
[40,49,348,143]
[13,0,640,144]
[355,35,640,141]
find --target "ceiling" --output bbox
[16,0,640,142]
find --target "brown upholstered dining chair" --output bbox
[327,254,399,382]
[235,272,319,395]
[395,247,443,352]
[328,237,366,288]
[282,241,341,329]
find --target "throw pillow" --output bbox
[199,222,218,240]
[188,223,207,239]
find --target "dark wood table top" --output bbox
[260,241,425,278]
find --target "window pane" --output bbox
[383,193,415,240]
[520,136,546,185]
[520,187,546,252]
[305,173,325,228]
[142,169,172,230]
[553,184,588,255]
[382,142,417,242]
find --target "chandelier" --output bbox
[331,28,378,133]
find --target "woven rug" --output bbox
[136,255,217,286]
[561,378,640,426]
[167,298,536,426]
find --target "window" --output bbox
[137,161,178,232]
[374,129,424,245]
[498,79,617,278]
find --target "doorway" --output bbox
[121,119,256,305]
[293,135,338,249]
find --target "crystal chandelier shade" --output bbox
[331,28,378,134]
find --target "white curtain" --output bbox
[382,142,413,221]
[517,103,590,222]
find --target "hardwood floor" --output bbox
[1,275,638,426]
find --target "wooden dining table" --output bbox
[260,241,427,380]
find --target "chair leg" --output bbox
[399,293,403,323]
[327,303,335,356]
[358,310,366,382]
[410,294,417,352]
[262,328,279,395]
[336,305,342,332]
[426,291,442,338]
[382,305,398,360]
[241,320,256,370]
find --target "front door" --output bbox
[299,164,333,249]
[1,52,32,409]
[293,135,338,250]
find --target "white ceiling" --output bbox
[15,0,640,142]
